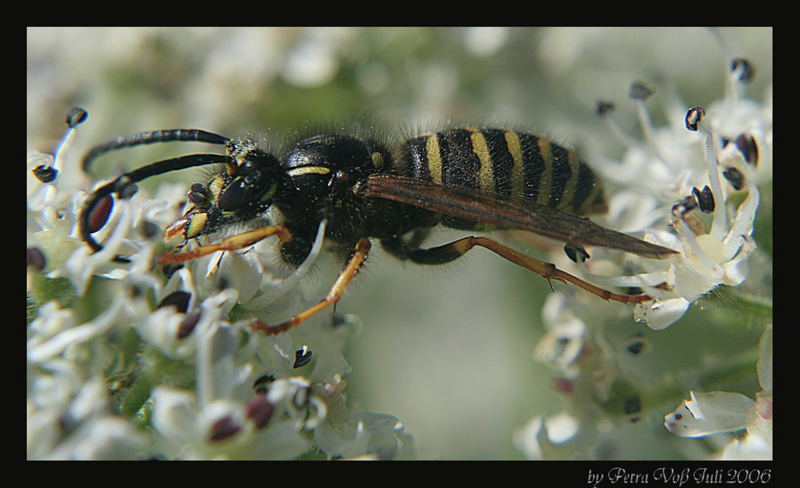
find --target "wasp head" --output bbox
[166,139,284,243]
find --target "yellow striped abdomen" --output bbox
[398,128,607,227]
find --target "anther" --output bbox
[65,107,88,128]
[564,241,591,263]
[685,107,705,131]
[734,133,759,166]
[629,81,654,101]
[156,290,192,314]
[730,58,755,83]
[32,165,58,183]
[723,167,745,190]
[692,185,715,213]
[86,194,114,233]
[293,345,313,368]
[672,195,698,219]
[596,100,615,116]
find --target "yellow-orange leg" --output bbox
[251,238,372,336]
[430,236,653,305]
[157,224,293,266]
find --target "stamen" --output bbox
[689,108,728,240]
[630,81,670,170]
[53,107,88,170]
[32,107,88,185]
[721,186,760,260]
[597,100,641,148]
[578,265,669,289]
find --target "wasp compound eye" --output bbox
[218,176,257,211]
[218,156,280,211]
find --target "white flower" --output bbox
[27,299,124,364]
[581,57,770,330]
[513,412,588,460]
[144,293,330,459]
[631,121,762,329]
[27,374,147,460]
[520,40,771,461]
[664,325,772,459]
[150,384,314,460]
[314,411,416,460]
[534,298,588,376]
[664,390,754,438]
[534,293,617,388]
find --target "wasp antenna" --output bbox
[81,129,230,175]
[80,153,232,260]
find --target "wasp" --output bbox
[79,126,677,335]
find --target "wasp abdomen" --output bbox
[399,128,607,220]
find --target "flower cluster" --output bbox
[515,51,772,459]
[27,114,415,460]
[663,324,772,459]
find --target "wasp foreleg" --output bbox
[157,224,293,266]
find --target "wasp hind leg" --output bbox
[382,235,653,305]
[250,238,372,336]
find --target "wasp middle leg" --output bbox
[250,238,372,336]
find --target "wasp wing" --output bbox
[361,174,677,259]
